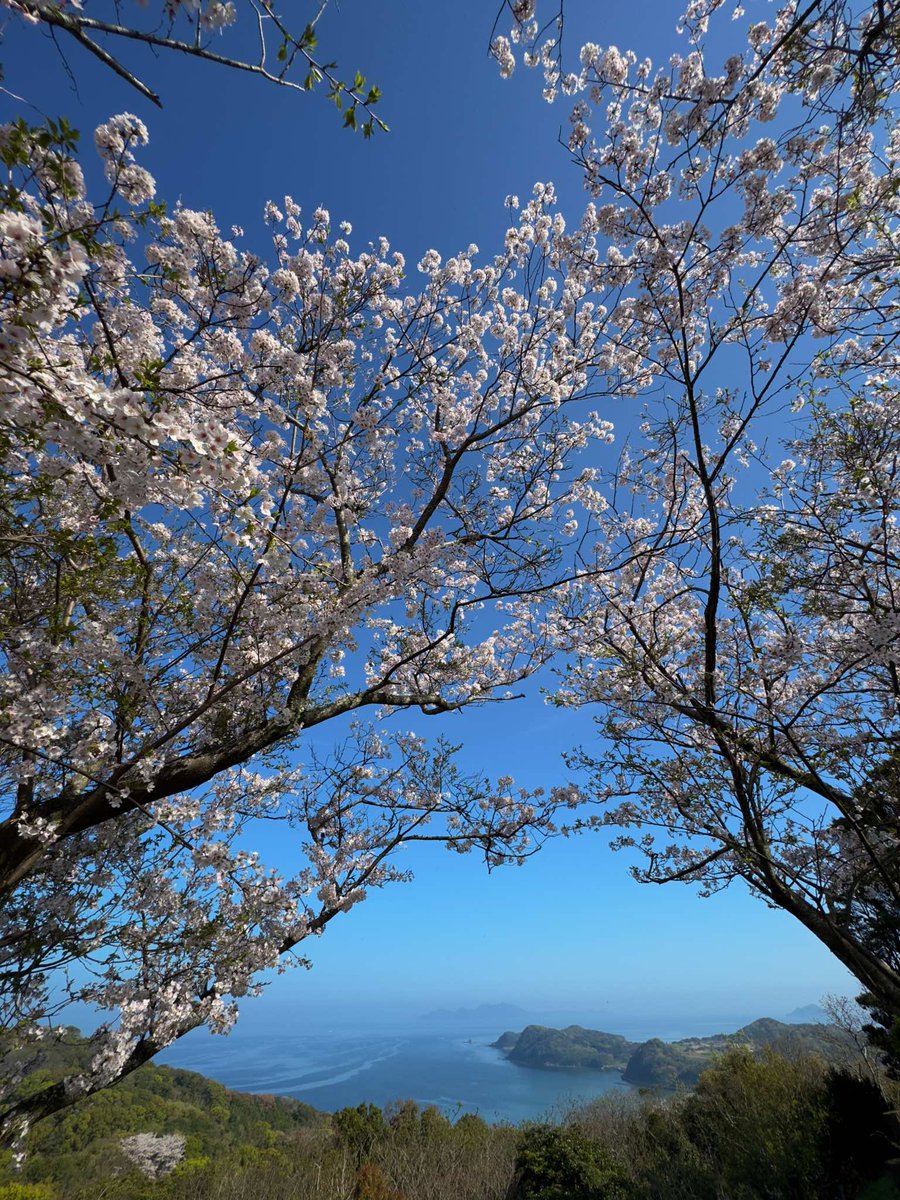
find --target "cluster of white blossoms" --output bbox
[0,107,621,1130]
[496,0,900,1013]
[94,114,156,206]
[120,1133,186,1179]
[1,0,236,23]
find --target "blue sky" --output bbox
[2,0,859,1033]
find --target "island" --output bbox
[493,1017,850,1087]
[494,1024,638,1070]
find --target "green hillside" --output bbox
[494,1018,855,1087]
[496,1025,637,1070]
[0,1033,321,1198]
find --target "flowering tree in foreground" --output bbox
[495,0,900,1020]
[0,0,386,132]
[0,113,620,1140]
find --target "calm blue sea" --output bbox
[157,1028,634,1124]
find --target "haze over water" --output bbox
[159,1028,631,1124]
[157,1007,781,1124]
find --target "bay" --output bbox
[158,1028,634,1125]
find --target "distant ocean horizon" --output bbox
[156,1010,779,1124]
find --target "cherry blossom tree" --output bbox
[0,112,617,1142]
[495,0,900,1022]
[0,0,386,132]
[6,0,900,1147]
[120,1132,186,1179]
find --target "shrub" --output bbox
[333,1104,388,1164]
[353,1162,406,1200]
[511,1124,630,1200]
[680,1049,828,1199]
[821,1069,900,1194]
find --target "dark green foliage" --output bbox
[505,1026,637,1070]
[333,1103,388,1164]
[677,1049,829,1199]
[859,1181,900,1200]
[511,1125,630,1200]
[419,1104,453,1142]
[821,1069,900,1196]
[455,1112,490,1140]
[860,992,900,1078]
[621,1038,702,1087]
[615,1051,900,1200]
[632,1104,709,1198]
[386,1099,422,1135]
[623,1017,853,1086]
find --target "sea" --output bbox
[157,1027,635,1125]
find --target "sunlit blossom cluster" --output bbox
[0,110,620,1134]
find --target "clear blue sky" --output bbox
[2,0,859,1034]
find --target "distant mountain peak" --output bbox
[783,1004,828,1024]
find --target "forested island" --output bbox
[494,1018,853,1086]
